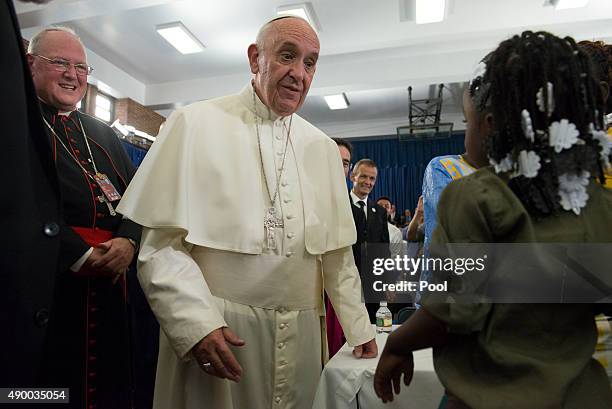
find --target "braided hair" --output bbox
[472,31,610,218]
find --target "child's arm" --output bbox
[373,308,449,403]
[386,307,449,354]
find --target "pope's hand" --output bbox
[352,338,378,359]
[192,327,246,382]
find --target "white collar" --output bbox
[350,190,368,206]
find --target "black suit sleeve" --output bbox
[380,208,390,244]
[115,218,142,248]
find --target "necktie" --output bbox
[357,200,367,220]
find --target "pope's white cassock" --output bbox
[117,84,374,409]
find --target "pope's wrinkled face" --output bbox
[28,31,88,112]
[248,18,319,116]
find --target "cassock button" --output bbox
[287,232,294,239]
[277,342,285,349]
[285,251,294,257]
[34,308,49,327]
[43,222,60,237]
[275,134,282,140]
[286,214,294,220]
[274,396,281,403]
[283,198,291,204]
[281,181,288,187]
[279,323,288,329]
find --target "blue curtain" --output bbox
[351,133,465,214]
[121,141,148,167]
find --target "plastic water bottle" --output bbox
[376,301,392,333]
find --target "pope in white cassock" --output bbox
[117,16,377,409]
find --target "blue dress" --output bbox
[419,155,475,297]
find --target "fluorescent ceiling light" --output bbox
[548,0,589,9]
[276,3,318,30]
[324,94,349,110]
[156,22,204,54]
[416,0,446,24]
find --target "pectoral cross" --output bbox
[264,207,284,250]
[97,195,117,216]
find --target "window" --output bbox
[95,93,113,123]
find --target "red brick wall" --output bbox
[114,98,165,137]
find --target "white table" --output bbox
[312,330,444,409]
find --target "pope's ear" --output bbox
[247,44,260,75]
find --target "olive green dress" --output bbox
[422,167,612,409]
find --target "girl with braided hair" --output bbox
[374,31,612,409]
[578,40,612,189]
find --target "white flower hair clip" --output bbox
[521,109,535,142]
[549,119,579,153]
[489,153,514,173]
[517,150,541,178]
[536,82,555,117]
[470,61,487,87]
[558,171,590,215]
[591,128,612,169]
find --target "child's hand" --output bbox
[373,348,414,403]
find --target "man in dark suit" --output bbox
[0,0,65,389]
[349,158,391,321]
